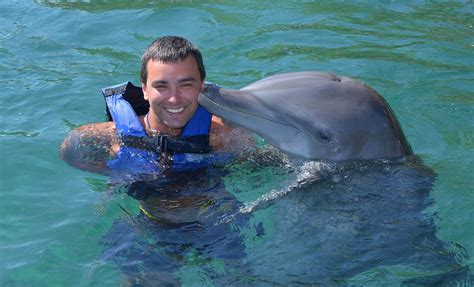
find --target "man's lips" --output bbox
[164,107,185,114]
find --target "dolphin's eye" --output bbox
[318,131,331,143]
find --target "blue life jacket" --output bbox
[102,82,228,174]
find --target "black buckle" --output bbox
[153,135,168,153]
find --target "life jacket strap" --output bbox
[120,134,211,154]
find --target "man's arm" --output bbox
[61,116,254,174]
[60,122,119,174]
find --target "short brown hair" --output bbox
[140,36,206,84]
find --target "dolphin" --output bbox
[199,71,413,160]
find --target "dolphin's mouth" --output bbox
[198,90,304,148]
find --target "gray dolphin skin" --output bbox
[199,71,413,160]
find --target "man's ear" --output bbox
[200,81,205,92]
[142,83,148,101]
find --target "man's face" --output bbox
[142,55,204,130]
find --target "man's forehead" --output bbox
[147,63,201,85]
[149,54,196,66]
[144,55,203,85]
[148,57,198,72]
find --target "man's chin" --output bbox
[162,119,187,130]
[161,110,195,130]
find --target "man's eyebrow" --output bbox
[178,77,196,83]
[150,77,197,86]
[151,80,168,86]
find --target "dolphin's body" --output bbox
[199,71,412,160]
[242,160,471,285]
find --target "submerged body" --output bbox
[101,167,251,286]
[199,71,412,160]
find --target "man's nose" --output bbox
[168,86,182,103]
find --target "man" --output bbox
[62,37,254,284]
[61,36,251,174]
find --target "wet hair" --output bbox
[140,36,206,84]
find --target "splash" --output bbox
[239,160,335,214]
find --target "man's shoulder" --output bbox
[64,121,118,150]
[75,121,116,133]
[60,121,118,173]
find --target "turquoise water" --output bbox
[1,1,473,286]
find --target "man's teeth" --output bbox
[165,107,185,113]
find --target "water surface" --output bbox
[1,1,473,286]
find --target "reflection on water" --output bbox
[36,0,197,12]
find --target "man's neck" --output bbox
[141,112,182,136]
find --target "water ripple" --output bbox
[0,130,40,138]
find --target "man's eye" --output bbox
[180,82,193,88]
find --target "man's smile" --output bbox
[164,107,185,114]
